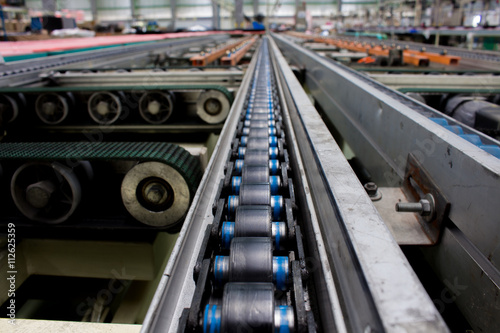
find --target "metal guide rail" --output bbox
[38,68,244,90]
[141,36,448,333]
[0,85,233,131]
[0,35,231,87]
[273,32,500,331]
[0,142,202,228]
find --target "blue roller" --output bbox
[238,147,279,159]
[221,222,235,249]
[459,134,483,146]
[231,176,280,194]
[203,304,221,333]
[273,257,289,291]
[429,117,499,159]
[240,136,278,147]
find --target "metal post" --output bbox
[414,0,421,26]
[170,0,176,31]
[90,0,98,24]
[212,1,220,30]
[253,0,259,17]
[131,0,137,20]
[235,0,244,29]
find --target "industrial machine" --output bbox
[1,31,499,332]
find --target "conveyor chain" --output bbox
[177,37,316,333]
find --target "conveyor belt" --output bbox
[176,36,308,333]
[142,35,448,333]
[0,142,202,227]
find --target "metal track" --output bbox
[346,35,500,63]
[0,35,229,87]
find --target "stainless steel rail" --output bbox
[273,32,500,332]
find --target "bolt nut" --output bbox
[364,182,378,196]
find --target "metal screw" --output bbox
[395,193,435,217]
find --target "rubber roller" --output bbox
[234,159,280,175]
[221,221,286,249]
[10,161,92,224]
[231,176,280,194]
[121,161,190,227]
[243,149,270,165]
[214,238,289,289]
[240,136,278,148]
[227,184,283,220]
[238,147,278,159]
[243,119,276,128]
[203,283,295,333]
[245,113,275,121]
[221,206,287,249]
[246,107,275,115]
[242,126,277,137]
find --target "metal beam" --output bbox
[369,74,500,91]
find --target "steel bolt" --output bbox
[395,193,435,217]
[144,182,167,206]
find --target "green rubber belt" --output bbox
[0,85,234,104]
[0,141,203,197]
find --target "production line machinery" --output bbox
[1,31,500,332]
[0,32,261,327]
[140,36,453,332]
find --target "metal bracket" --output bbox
[402,154,450,244]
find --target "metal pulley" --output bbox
[35,92,71,124]
[10,161,93,223]
[139,90,174,124]
[196,89,230,124]
[121,161,191,227]
[87,91,123,125]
